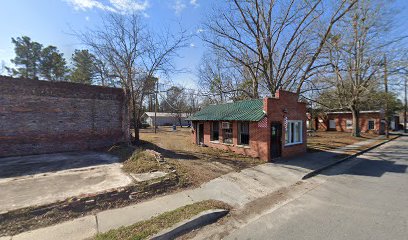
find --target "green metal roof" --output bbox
[187,99,265,121]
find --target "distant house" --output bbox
[187,90,307,162]
[141,112,190,126]
[314,110,401,134]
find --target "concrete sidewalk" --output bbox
[6,137,387,240]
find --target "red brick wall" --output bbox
[191,121,269,160]
[191,90,307,161]
[264,91,307,159]
[318,112,384,134]
[0,76,129,157]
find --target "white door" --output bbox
[391,121,395,130]
[329,120,336,129]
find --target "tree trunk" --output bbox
[123,88,132,144]
[253,79,259,99]
[129,77,140,144]
[351,107,361,137]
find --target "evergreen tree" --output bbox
[40,46,68,81]
[10,36,42,79]
[69,49,96,85]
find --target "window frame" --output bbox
[222,122,233,144]
[210,121,220,142]
[346,119,353,129]
[238,122,250,146]
[368,119,375,130]
[285,120,303,146]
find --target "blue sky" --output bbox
[0,0,219,88]
[0,0,407,92]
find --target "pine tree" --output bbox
[69,49,96,85]
[10,36,42,79]
[40,46,68,81]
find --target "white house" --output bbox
[141,112,190,126]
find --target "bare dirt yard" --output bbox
[138,127,264,187]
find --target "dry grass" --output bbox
[307,131,380,152]
[139,127,264,186]
[93,200,231,240]
[122,150,164,174]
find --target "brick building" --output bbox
[187,90,307,161]
[315,111,386,134]
[0,76,129,157]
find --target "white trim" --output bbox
[236,145,251,149]
[346,119,353,129]
[285,120,303,146]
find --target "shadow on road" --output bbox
[276,137,408,178]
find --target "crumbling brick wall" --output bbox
[0,76,129,157]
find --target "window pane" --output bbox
[239,122,250,145]
[346,120,353,129]
[295,122,301,142]
[211,121,219,141]
[368,120,374,130]
[223,123,233,144]
[291,122,295,143]
[286,123,291,144]
[285,121,303,145]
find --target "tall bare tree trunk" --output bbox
[351,107,361,137]
[123,88,132,144]
[129,77,139,144]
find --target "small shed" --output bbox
[187,90,307,162]
[141,112,190,126]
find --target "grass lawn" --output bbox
[307,131,380,152]
[93,200,231,240]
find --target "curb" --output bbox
[302,135,401,180]
[150,209,229,240]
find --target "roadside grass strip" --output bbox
[93,200,231,240]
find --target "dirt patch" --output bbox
[0,174,181,237]
[139,127,264,186]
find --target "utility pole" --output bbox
[154,78,158,134]
[405,76,407,133]
[384,55,389,138]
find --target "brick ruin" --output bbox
[0,76,129,157]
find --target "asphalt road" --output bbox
[225,136,408,240]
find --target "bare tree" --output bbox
[201,0,357,98]
[77,13,189,143]
[198,50,243,103]
[321,0,404,137]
